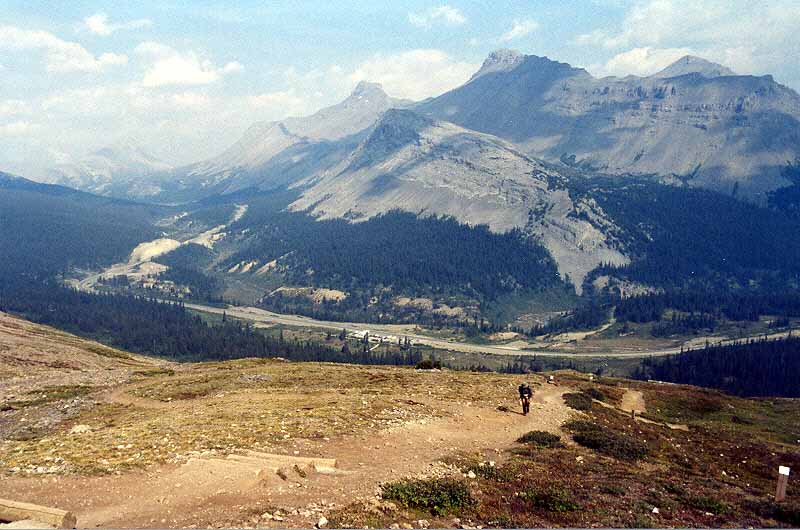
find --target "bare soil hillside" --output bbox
[1,313,798,528]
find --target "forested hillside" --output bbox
[0,173,162,278]
[227,198,565,300]
[0,280,424,366]
[615,289,800,323]
[636,336,800,397]
[589,180,800,288]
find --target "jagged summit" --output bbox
[470,49,525,80]
[652,55,735,79]
[350,80,387,98]
[418,49,800,198]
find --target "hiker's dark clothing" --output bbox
[518,384,533,415]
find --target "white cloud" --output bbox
[0,120,39,136]
[171,91,211,107]
[499,19,539,42]
[0,100,32,116]
[249,90,308,116]
[408,5,467,28]
[598,46,693,77]
[83,13,153,36]
[347,49,478,101]
[579,0,800,84]
[136,42,243,87]
[134,41,174,57]
[0,25,127,73]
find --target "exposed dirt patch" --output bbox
[2,370,572,528]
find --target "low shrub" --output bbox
[565,420,649,461]
[663,482,687,496]
[745,499,800,526]
[583,387,606,402]
[563,419,600,432]
[731,415,754,425]
[563,392,593,411]
[685,495,729,515]
[415,359,442,370]
[465,461,516,482]
[381,478,473,516]
[599,483,626,496]
[520,487,579,512]
[516,431,564,448]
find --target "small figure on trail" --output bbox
[518,382,533,415]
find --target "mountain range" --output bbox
[47,50,800,203]
[417,50,800,197]
[22,50,800,304]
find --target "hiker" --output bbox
[518,382,533,415]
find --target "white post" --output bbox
[776,466,790,502]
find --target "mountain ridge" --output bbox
[289,108,629,290]
[417,50,800,198]
[172,82,409,199]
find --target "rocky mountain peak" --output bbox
[652,55,735,79]
[350,80,387,99]
[470,49,525,80]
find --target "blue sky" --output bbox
[2,0,799,179]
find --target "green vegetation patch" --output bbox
[516,430,564,448]
[582,387,606,402]
[745,499,800,526]
[685,494,729,515]
[563,392,593,411]
[3,385,95,410]
[464,462,517,482]
[133,368,176,378]
[565,419,649,461]
[381,478,474,516]
[519,487,579,512]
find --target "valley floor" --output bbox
[186,302,800,359]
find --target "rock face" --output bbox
[176,82,409,197]
[45,141,173,199]
[290,109,628,290]
[417,51,800,198]
[468,49,526,81]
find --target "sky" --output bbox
[2,0,799,179]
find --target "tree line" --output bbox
[634,335,800,397]
[0,279,424,366]
[614,289,800,324]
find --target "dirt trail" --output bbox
[595,388,689,432]
[4,385,573,528]
[101,385,173,410]
[619,389,646,413]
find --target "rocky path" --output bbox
[594,388,689,432]
[3,385,573,528]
